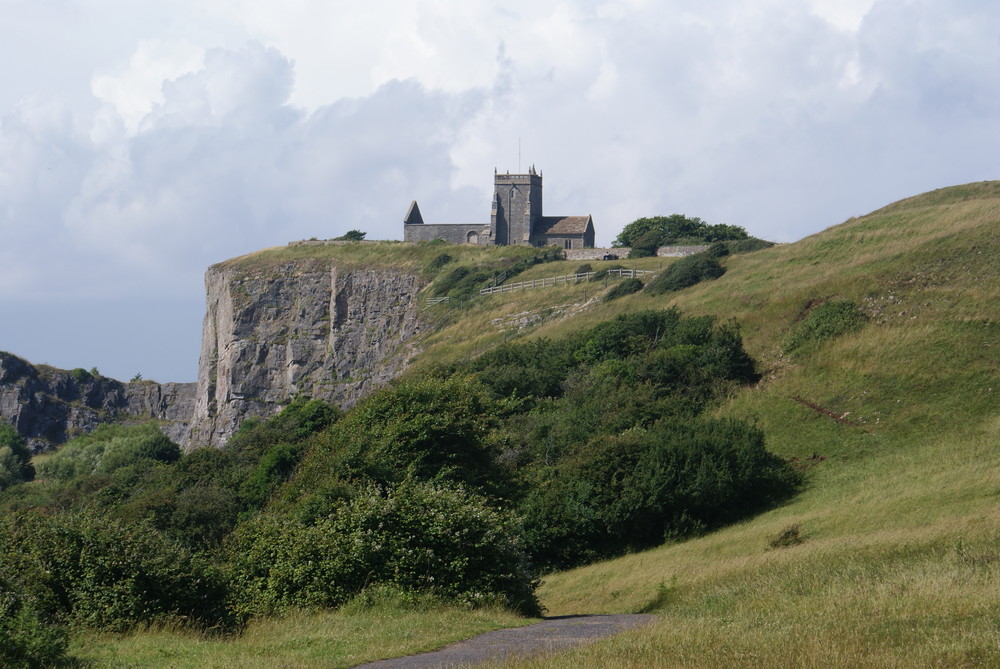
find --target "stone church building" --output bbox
[403,167,596,249]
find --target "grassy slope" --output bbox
[82,182,1000,666]
[506,181,1000,667]
[73,595,527,668]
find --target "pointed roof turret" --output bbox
[403,200,424,225]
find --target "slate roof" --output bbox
[403,200,424,225]
[538,215,593,235]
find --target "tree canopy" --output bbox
[613,214,748,250]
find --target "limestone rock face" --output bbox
[0,352,196,453]
[188,258,426,447]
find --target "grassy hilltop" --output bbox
[503,181,1000,667]
[16,182,1000,666]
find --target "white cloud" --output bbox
[91,40,206,135]
[807,0,876,31]
[1,0,999,380]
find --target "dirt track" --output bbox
[353,614,656,668]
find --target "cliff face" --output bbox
[0,353,196,452]
[188,258,426,447]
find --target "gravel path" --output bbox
[352,614,656,668]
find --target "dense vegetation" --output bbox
[0,306,798,662]
[0,423,34,491]
[463,309,796,569]
[613,214,750,254]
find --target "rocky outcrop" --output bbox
[0,352,196,453]
[188,258,426,447]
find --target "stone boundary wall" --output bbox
[564,245,708,261]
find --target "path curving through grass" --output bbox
[353,614,656,668]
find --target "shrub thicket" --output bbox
[520,419,799,568]
[645,253,726,295]
[286,376,515,513]
[426,252,453,272]
[0,422,34,491]
[0,568,69,669]
[227,481,539,617]
[37,423,180,480]
[785,300,868,354]
[0,512,231,632]
[464,310,791,569]
[604,277,643,301]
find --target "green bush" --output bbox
[426,252,453,272]
[0,511,232,632]
[69,368,92,384]
[463,309,772,570]
[520,419,800,570]
[0,569,69,668]
[0,422,34,491]
[645,254,725,295]
[228,397,335,446]
[470,339,575,402]
[324,376,509,492]
[603,277,643,301]
[38,423,180,481]
[169,485,241,549]
[706,241,730,258]
[784,300,868,354]
[227,481,539,617]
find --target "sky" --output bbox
[1,0,998,383]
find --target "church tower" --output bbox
[490,166,543,246]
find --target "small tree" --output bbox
[334,230,366,241]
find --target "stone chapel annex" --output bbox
[403,167,596,249]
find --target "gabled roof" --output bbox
[538,215,593,236]
[403,200,424,225]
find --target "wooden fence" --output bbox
[480,269,653,295]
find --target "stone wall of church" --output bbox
[403,224,487,245]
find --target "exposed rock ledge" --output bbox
[0,352,196,453]
[187,258,426,447]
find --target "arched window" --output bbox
[467,231,479,244]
